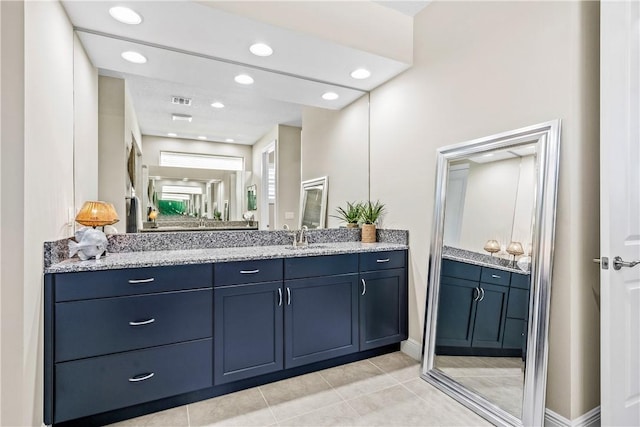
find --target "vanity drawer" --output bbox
[441,259,481,281]
[55,289,213,362]
[285,254,358,279]
[55,264,212,302]
[480,267,511,287]
[511,272,531,289]
[359,250,406,271]
[54,338,212,423]
[215,259,283,286]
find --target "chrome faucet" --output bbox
[199,217,206,228]
[297,225,309,247]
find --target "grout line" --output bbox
[185,404,191,427]
[258,386,278,425]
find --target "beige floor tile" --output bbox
[107,406,188,427]
[278,401,360,427]
[319,359,399,399]
[369,352,421,383]
[188,387,276,427]
[347,384,440,426]
[259,372,343,422]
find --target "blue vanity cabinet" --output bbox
[213,281,284,385]
[45,264,214,425]
[284,254,359,368]
[436,258,527,356]
[359,251,408,351]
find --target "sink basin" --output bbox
[284,244,327,250]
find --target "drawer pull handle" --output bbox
[361,279,367,296]
[278,288,283,307]
[287,287,291,305]
[240,269,260,274]
[376,258,390,263]
[128,372,154,382]
[129,318,155,326]
[128,278,155,284]
[491,274,501,279]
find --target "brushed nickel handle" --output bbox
[240,269,260,274]
[376,258,390,263]
[613,256,640,270]
[491,274,501,279]
[128,372,154,382]
[278,288,282,306]
[361,279,367,296]
[473,287,480,302]
[128,278,155,284]
[129,318,155,326]
[479,287,485,302]
[287,287,291,305]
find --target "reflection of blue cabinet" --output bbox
[436,258,529,357]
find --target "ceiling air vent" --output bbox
[171,96,192,106]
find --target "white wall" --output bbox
[0,1,98,425]
[0,2,25,425]
[276,125,301,230]
[301,95,369,228]
[456,156,535,254]
[369,1,600,419]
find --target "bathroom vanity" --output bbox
[43,230,408,426]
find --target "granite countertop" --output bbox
[45,241,408,274]
[442,246,530,275]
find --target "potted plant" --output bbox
[331,201,362,228]
[360,200,386,243]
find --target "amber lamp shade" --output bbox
[483,239,501,255]
[75,201,119,228]
[506,241,525,257]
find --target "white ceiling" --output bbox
[62,1,416,145]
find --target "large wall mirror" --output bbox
[421,120,561,426]
[65,2,373,233]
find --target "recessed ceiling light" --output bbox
[249,43,273,57]
[121,51,147,64]
[198,136,207,140]
[322,92,339,101]
[109,6,142,25]
[167,133,177,137]
[172,113,192,122]
[350,68,371,80]
[234,74,254,85]
[225,138,235,143]
[211,102,225,109]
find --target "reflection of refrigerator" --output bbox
[126,196,142,233]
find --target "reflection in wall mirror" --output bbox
[247,185,257,211]
[421,121,561,427]
[299,176,328,229]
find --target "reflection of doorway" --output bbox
[261,141,276,230]
[443,163,469,247]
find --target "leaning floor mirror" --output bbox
[421,120,561,426]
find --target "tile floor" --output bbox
[434,355,524,418]
[109,352,493,427]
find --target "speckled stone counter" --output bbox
[44,229,409,274]
[442,245,529,275]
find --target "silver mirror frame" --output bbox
[420,120,561,427]
[299,176,329,229]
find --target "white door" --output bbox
[600,2,640,425]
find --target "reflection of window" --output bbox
[159,151,243,171]
[267,163,276,202]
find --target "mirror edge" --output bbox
[420,119,562,427]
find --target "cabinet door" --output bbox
[359,269,407,351]
[471,283,509,348]
[435,277,479,347]
[214,282,283,385]
[284,274,358,368]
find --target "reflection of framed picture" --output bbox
[299,176,328,229]
[247,184,257,211]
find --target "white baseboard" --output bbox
[401,338,422,361]
[545,406,601,427]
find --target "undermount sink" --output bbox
[284,244,327,250]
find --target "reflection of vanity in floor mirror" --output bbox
[421,121,561,426]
